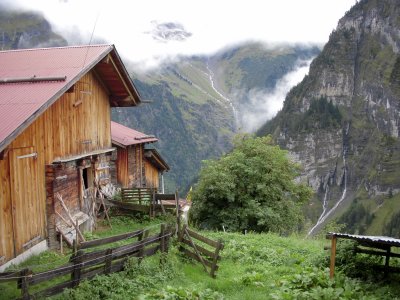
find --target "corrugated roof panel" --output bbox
[111,121,158,146]
[329,232,400,247]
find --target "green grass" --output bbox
[2,215,400,299]
[366,193,400,235]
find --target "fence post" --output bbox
[210,240,224,278]
[138,229,148,264]
[165,224,173,253]
[105,248,113,274]
[178,224,186,243]
[71,250,84,287]
[19,268,31,300]
[159,224,166,265]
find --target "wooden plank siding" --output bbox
[128,145,145,188]
[0,157,14,262]
[144,160,159,189]
[116,147,129,187]
[113,145,163,189]
[0,70,114,261]
[9,147,44,255]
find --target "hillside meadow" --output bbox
[1,215,400,300]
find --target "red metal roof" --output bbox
[0,44,141,153]
[111,121,158,147]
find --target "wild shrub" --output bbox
[270,266,378,300]
[191,135,312,233]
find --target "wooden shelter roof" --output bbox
[327,232,400,247]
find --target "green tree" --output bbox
[190,135,312,233]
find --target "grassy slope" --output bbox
[2,216,400,299]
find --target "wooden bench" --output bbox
[56,211,89,247]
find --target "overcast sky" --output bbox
[7,0,355,69]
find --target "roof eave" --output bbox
[145,149,170,171]
[109,47,142,106]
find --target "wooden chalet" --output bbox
[110,121,169,190]
[0,44,141,269]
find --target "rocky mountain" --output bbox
[259,0,400,236]
[0,6,66,50]
[145,21,192,42]
[115,44,319,192]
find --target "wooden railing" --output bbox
[109,188,179,217]
[0,224,174,299]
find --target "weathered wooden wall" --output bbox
[113,145,161,189]
[127,145,145,188]
[115,147,128,187]
[0,71,113,262]
[144,160,159,189]
[0,157,13,262]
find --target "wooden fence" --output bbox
[109,188,179,217]
[178,224,224,278]
[0,224,174,299]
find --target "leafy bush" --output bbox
[271,267,377,300]
[140,286,223,300]
[191,135,312,233]
[56,255,181,300]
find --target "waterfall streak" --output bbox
[205,62,238,125]
[307,151,347,236]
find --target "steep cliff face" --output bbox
[259,0,400,236]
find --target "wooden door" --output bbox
[0,157,14,262]
[9,147,43,255]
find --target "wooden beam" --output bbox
[55,194,85,242]
[0,147,9,160]
[0,75,66,84]
[107,54,137,105]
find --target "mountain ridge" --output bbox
[259,0,400,236]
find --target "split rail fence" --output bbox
[0,224,174,299]
[178,224,224,278]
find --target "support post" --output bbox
[329,236,337,279]
[385,246,391,277]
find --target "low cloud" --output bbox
[236,59,313,132]
[5,0,353,70]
